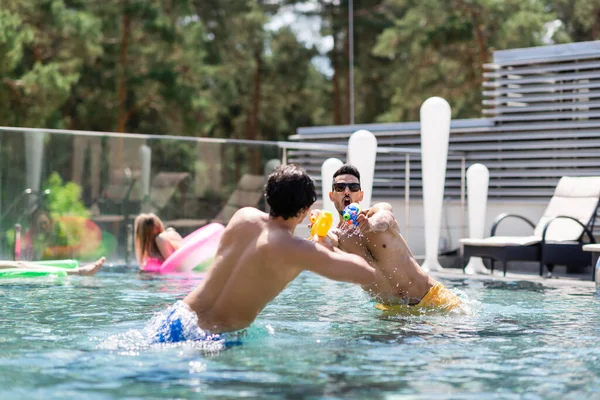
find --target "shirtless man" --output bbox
[0,257,106,276]
[148,164,375,343]
[323,164,462,312]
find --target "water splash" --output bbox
[95,308,276,355]
[96,328,226,355]
[452,287,481,315]
[338,222,362,238]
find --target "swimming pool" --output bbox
[1,268,599,398]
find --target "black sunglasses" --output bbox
[332,183,361,193]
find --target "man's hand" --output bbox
[313,227,341,250]
[356,212,390,234]
[313,233,335,251]
[327,228,340,248]
[356,213,372,234]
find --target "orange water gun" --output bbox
[309,210,333,239]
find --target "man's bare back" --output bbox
[184,208,303,332]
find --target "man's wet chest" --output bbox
[339,234,374,261]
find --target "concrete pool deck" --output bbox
[430,266,595,289]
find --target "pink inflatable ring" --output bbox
[143,223,225,274]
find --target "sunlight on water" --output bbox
[0,267,599,398]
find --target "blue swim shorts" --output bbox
[146,301,242,347]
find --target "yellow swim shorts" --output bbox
[376,283,463,314]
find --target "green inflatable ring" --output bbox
[193,257,213,272]
[0,259,79,279]
[0,268,68,279]
[31,259,80,269]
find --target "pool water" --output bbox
[1,268,599,399]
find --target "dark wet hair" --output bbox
[265,164,317,220]
[332,164,361,182]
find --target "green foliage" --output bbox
[549,0,600,42]
[0,1,102,127]
[0,10,33,75]
[44,172,89,219]
[0,0,589,139]
[371,0,552,120]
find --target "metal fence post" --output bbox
[461,156,466,240]
[405,155,410,239]
[14,224,21,261]
[126,223,133,266]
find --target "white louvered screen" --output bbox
[288,41,600,203]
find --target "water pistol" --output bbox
[342,203,361,226]
[309,210,333,238]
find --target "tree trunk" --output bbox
[233,144,241,186]
[69,101,85,187]
[117,4,130,133]
[470,8,489,86]
[113,1,131,183]
[592,7,600,40]
[247,49,262,174]
[344,24,351,125]
[332,33,342,125]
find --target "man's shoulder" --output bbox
[230,207,266,224]
[236,206,264,216]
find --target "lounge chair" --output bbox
[91,171,190,241]
[140,172,191,214]
[90,169,139,238]
[460,176,600,277]
[165,174,265,231]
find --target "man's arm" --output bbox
[287,238,375,286]
[357,202,397,233]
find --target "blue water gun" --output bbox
[342,203,361,226]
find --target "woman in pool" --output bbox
[134,213,184,270]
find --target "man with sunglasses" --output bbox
[323,164,463,313]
